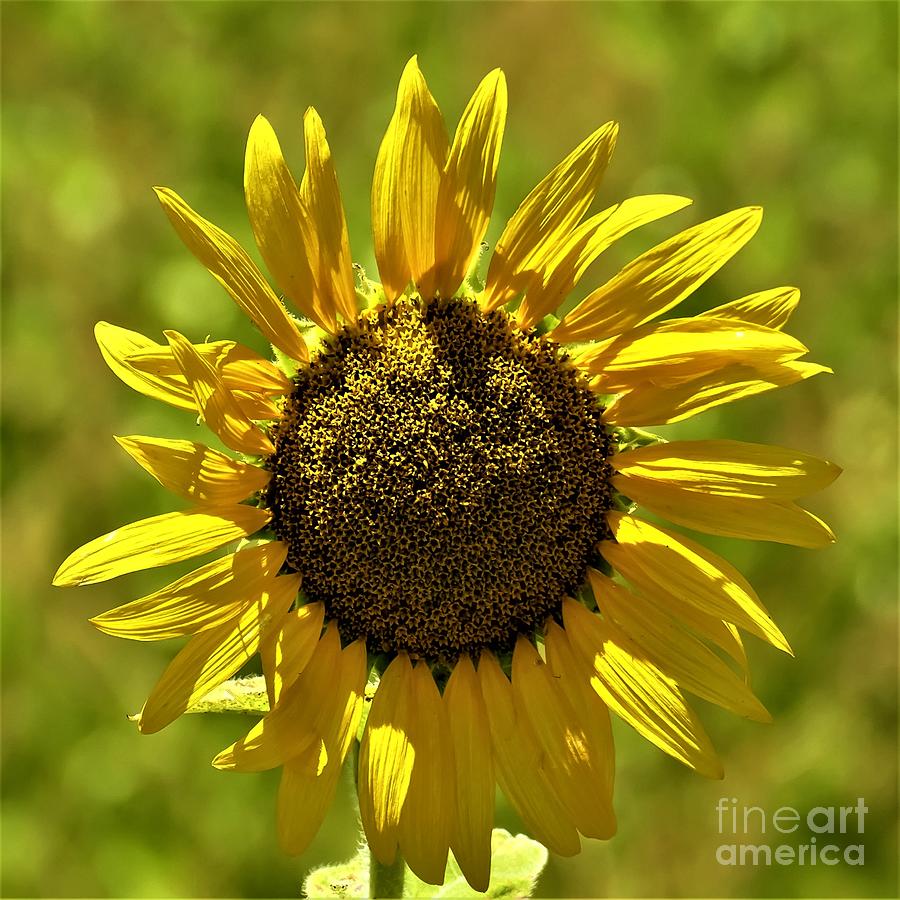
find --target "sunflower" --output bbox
[54,57,839,892]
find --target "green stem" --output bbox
[369,851,406,899]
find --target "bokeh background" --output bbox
[2,2,897,898]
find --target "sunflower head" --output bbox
[54,56,839,892]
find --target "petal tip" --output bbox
[303,105,322,128]
[486,67,507,92]
[52,552,84,587]
[745,205,764,224]
[248,114,275,140]
[51,568,70,587]
[400,55,422,83]
[211,748,234,770]
[134,708,160,735]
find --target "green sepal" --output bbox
[355,671,379,741]
[353,263,383,309]
[585,547,613,577]
[613,425,668,452]
[463,240,489,292]
[234,531,278,552]
[273,344,301,379]
[610,491,637,513]
[454,281,479,302]
[533,314,560,336]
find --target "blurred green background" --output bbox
[2,2,897,898]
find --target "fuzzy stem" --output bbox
[369,851,406,899]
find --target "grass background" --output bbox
[2,2,897,898]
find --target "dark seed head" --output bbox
[267,295,614,663]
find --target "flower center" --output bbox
[267,295,615,662]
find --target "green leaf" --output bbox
[186,675,270,715]
[303,852,369,898]
[301,830,548,899]
[405,830,548,899]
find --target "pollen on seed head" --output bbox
[266,295,615,663]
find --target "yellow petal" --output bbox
[603,359,832,426]
[308,636,368,767]
[214,626,334,774]
[554,207,763,342]
[398,664,455,885]
[483,122,618,312]
[95,322,195,412]
[562,598,723,778]
[443,656,494,893]
[244,115,332,330]
[703,286,800,331]
[155,186,309,360]
[519,194,692,327]
[214,625,365,774]
[543,621,616,810]
[299,107,358,324]
[260,602,325,707]
[115,435,270,505]
[127,340,291,395]
[277,754,326,854]
[635,591,749,675]
[166,330,274,456]
[53,506,271,587]
[277,751,335,855]
[102,330,288,421]
[223,357,291,395]
[613,474,836,547]
[577,317,807,391]
[430,69,507,300]
[125,339,247,378]
[601,512,791,653]
[358,653,416,866]
[373,56,449,301]
[138,573,299,733]
[477,651,581,856]
[276,637,368,855]
[588,571,771,722]
[511,637,616,840]
[231,390,282,422]
[613,439,841,499]
[89,542,288,641]
[215,710,317,774]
